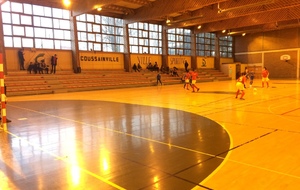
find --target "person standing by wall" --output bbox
[261,67,269,88]
[50,54,58,74]
[18,48,25,70]
[184,60,189,72]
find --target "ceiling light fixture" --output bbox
[166,18,171,24]
[197,25,202,29]
[63,0,71,7]
[222,29,226,33]
[242,33,246,36]
[97,7,102,11]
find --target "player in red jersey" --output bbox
[236,72,246,100]
[190,69,200,92]
[261,67,269,88]
[183,70,191,90]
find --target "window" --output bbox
[76,14,124,52]
[167,28,191,55]
[196,33,216,57]
[1,1,71,49]
[128,22,162,54]
[219,36,233,58]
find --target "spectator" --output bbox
[50,54,58,74]
[18,48,26,70]
[132,63,139,72]
[27,62,35,74]
[184,60,189,72]
[40,60,49,74]
[137,63,142,71]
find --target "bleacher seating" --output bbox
[5,68,230,96]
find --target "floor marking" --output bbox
[281,107,300,115]
[7,104,223,190]
[200,129,300,185]
[8,104,218,158]
[9,94,300,188]
[4,131,126,190]
[267,96,300,124]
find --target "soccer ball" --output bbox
[253,88,257,95]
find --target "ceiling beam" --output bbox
[123,0,150,6]
[124,0,229,23]
[168,0,300,28]
[0,0,7,5]
[199,6,300,33]
[71,0,122,16]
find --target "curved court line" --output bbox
[197,122,233,187]
[8,104,223,158]
[8,102,232,189]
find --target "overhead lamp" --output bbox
[242,33,246,36]
[97,7,102,11]
[63,0,71,7]
[166,19,171,24]
[222,29,226,33]
[197,25,202,29]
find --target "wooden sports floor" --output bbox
[0,79,300,190]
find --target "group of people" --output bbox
[27,60,49,74]
[18,49,58,74]
[235,66,269,100]
[27,54,58,74]
[132,63,143,72]
[182,69,200,92]
[146,62,160,72]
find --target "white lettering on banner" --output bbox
[80,56,119,62]
[169,57,186,65]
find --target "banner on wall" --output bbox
[79,53,124,69]
[80,55,120,63]
[136,55,151,66]
[169,57,186,65]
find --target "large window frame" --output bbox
[219,36,233,58]
[167,28,191,56]
[128,22,162,54]
[76,14,124,52]
[196,33,216,57]
[1,1,71,49]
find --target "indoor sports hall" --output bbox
[1,79,299,189]
[1,0,300,189]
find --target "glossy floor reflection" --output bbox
[1,100,229,190]
[1,79,300,189]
